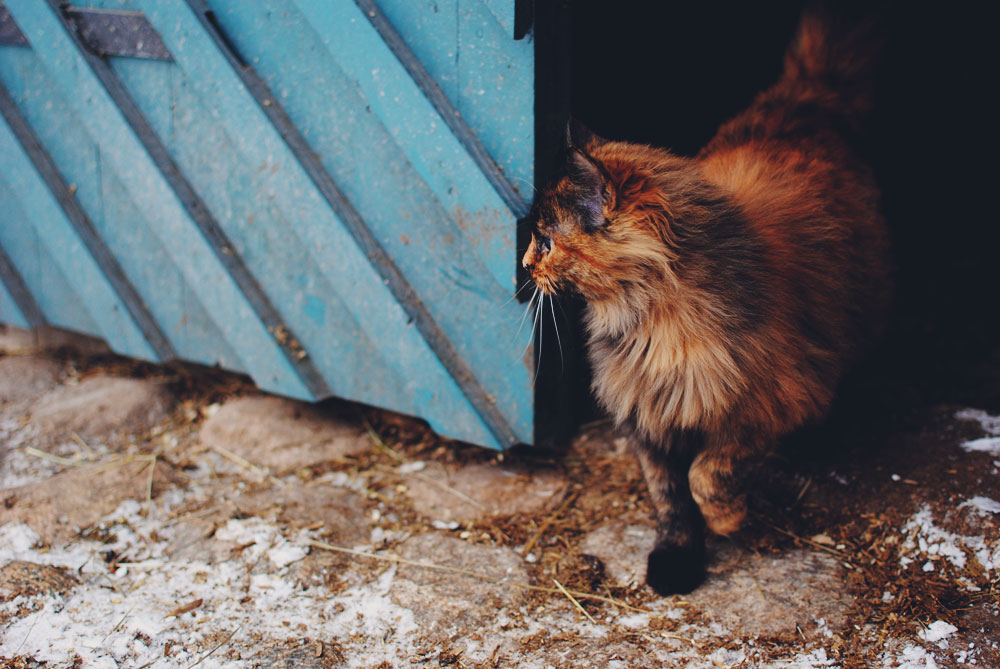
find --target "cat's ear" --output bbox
[565,117,607,152]
[566,149,617,227]
[565,121,616,219]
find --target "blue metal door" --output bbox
[0,1,536,449]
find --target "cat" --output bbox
[522,12,891,595]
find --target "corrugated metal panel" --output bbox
[0,0,537,449]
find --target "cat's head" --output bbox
[522,121,679,302]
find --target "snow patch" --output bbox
[397,460,426,474]
[899,505,1000,578]
[893,645,939,669]
[956,408,1000,455]
[0,522,40,557]
[776,648,840,668]
[955,409,1000,436]
[919,620,957,644]
[0,499,418,668]
[960,496,1000,516]
[962,437,1000,455]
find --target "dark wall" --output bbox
[565,1,999,413]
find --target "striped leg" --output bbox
[688,439,757,536]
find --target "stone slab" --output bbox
[579,514,656,589]
[198,396,370,475]
[237,481,369,545]
[403,461,567,523]
[29,376,175,440]
[391,533,527,636]
[0,458,184,543]
[688,544,852,638]
[0,355,61,406]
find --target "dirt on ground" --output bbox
[0,324,998,668]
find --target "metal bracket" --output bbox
[0,5,27,46]
[0,4,172,61]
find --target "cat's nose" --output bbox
[521,248,536,271]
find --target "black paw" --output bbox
[646,541,706,596]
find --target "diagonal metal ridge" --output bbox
[0,243,45,328]
[42,0,331,398]
[182,0,521,448]
[0,81,176,361]
[353,0,530,220]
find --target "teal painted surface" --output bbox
[0,1,535,449]
[0,173,99,336]
[0,278,28,329]
[378,0,533,193]
[3,0,312,401]
[0,47,244,369]
[0,98,157,361]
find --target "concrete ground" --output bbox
[0,324,998,668]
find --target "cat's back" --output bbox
[696,12,890,348]
[696,10,884,250]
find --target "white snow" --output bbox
[0,498,419,668]
[919,621,958,644]
[956,409,1000,455]
[899,504,1000,578]
[961,437,1000,455]
[397,460,427,474]
[775,648,840,668]
[960,496,1000,516]
[893,645,939,669]
[955,409,1000,436]
[0,522,40,556]
[266,542,309,569]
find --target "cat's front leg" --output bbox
[631,434,706,595]
[687,433,761,537]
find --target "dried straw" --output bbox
[306,539,648,613]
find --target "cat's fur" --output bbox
[522,13,891,594]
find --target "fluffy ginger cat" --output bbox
[522,13,891,594]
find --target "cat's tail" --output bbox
[783,7,881,125]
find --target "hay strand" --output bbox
[306,539,648,613]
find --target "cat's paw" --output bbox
[645,541,706,596]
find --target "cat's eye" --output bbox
[537,235,552,253]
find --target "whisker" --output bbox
[501,280,533,308]
[548,293,564,371]
[533,293,544,387]
[523,288,542,358]
[514,286,539,344]
[509,174,538,196]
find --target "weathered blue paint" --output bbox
[0,82,175,360]
[0,244,37,328]
[5,0,313,401]
[377,0,533,194]
[0,0,537,449]
[0,172,102,337]
[0,96,159,361]
[0,46,247,372]
[0,283,29,330]
[160,0,525,446]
